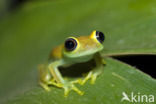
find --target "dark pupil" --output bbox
[96,31,105,43]
[65,38,77,51]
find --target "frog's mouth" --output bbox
[59,58,96,78]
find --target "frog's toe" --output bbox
[90,74,98,84]
[48,80,63,88]
[39,82,51,92]
[63,83,84,97]
[71,78,83,85]
[81,71,93,85]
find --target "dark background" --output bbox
[114,55,156,78]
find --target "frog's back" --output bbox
[49,45,63,61]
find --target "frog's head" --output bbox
[63,30,105,59]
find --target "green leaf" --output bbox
[5,58,156,104]
[0,0,156,104]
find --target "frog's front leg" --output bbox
[81,53,105,85]
[48,60,84,97]
[38,64,56,91]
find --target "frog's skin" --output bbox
[39,30,106,96]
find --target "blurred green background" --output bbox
[0,0,156,104]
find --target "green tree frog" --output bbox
[39,30,106,96]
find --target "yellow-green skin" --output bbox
[39,30,105,97]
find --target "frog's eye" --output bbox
[96,31,105,43]
[64,38,77,51]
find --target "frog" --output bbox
[38,30,106,97]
